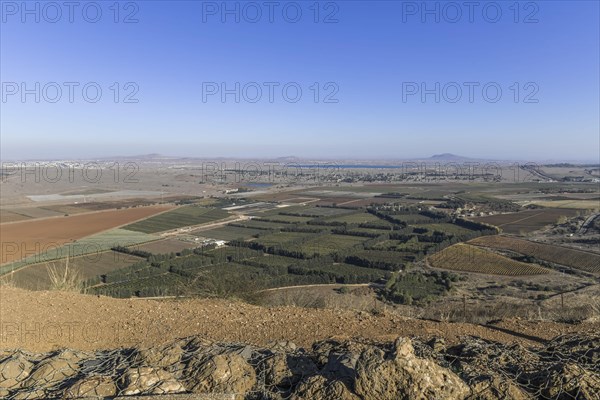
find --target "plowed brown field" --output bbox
[0,206,173,264]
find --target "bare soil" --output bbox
[0,206,174,264]
[1,286,598,353]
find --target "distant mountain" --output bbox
[428,153,475,161]
[95,153,171,161]
[273,156,302,162]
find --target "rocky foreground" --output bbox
[0,333,598,400]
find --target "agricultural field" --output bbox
[471,208,580,234]
[328,197,398,208]
[228,220,287,230]
[300,190,375,199]
[275,206,356,218]
[296,234,368,257]
[0,205,172,264]
[124,206,230,233]
[133,238,198,254]
[0,209,31,223]
[6,251,143,290]
[528,200,600,210]
[88,251,390,299]
[469,236,600,274]
[2,206,65,219]
[325,212,382,224]
[247,231,369,258]
[391,214,436,224]
[413,223,475,236]
[539,166,600,180]
[428,244,550,276]
[257,205,307,216]
[0,228,159,274]
[253,214,313,224]
[251,231,314,247]
[199,226,266,241]
[245,254,297,267]
[13,179,594,305]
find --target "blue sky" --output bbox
[1,0,599,161]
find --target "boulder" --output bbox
[267,340,298,353]
[291,375,359,400]
[263,353,318,388]
[355,337,470,400]
[185,353,256,398]
[467,376,531,400]
[11,388,47,399]
[119,366,186,396]
[541,363,600,400]
[0,353,34,389]
[134,342,186,376]
[321,350,360,384]
[64,376,118,398]
[22,350,82,389]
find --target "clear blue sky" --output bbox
[1,0,598,161]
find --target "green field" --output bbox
[325,212,381,224]
[124,206,230,233]
[253,231,314,247]
[412,223,475,236]
[229,220,286,230]
[254,214,314,223]
[273,206,356,218]
[200,226,265,241]
[298,234,367,257]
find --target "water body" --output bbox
[242,183,274,188]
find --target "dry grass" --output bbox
[0,271,16,288]
[254,286,388,313]
[45,257,84,293]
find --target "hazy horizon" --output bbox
[0,151,598,164]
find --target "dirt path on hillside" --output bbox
[2,287,598,353]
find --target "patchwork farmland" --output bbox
[3,179,597,316]
[81,203,501,299]
[124,206,230,233]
